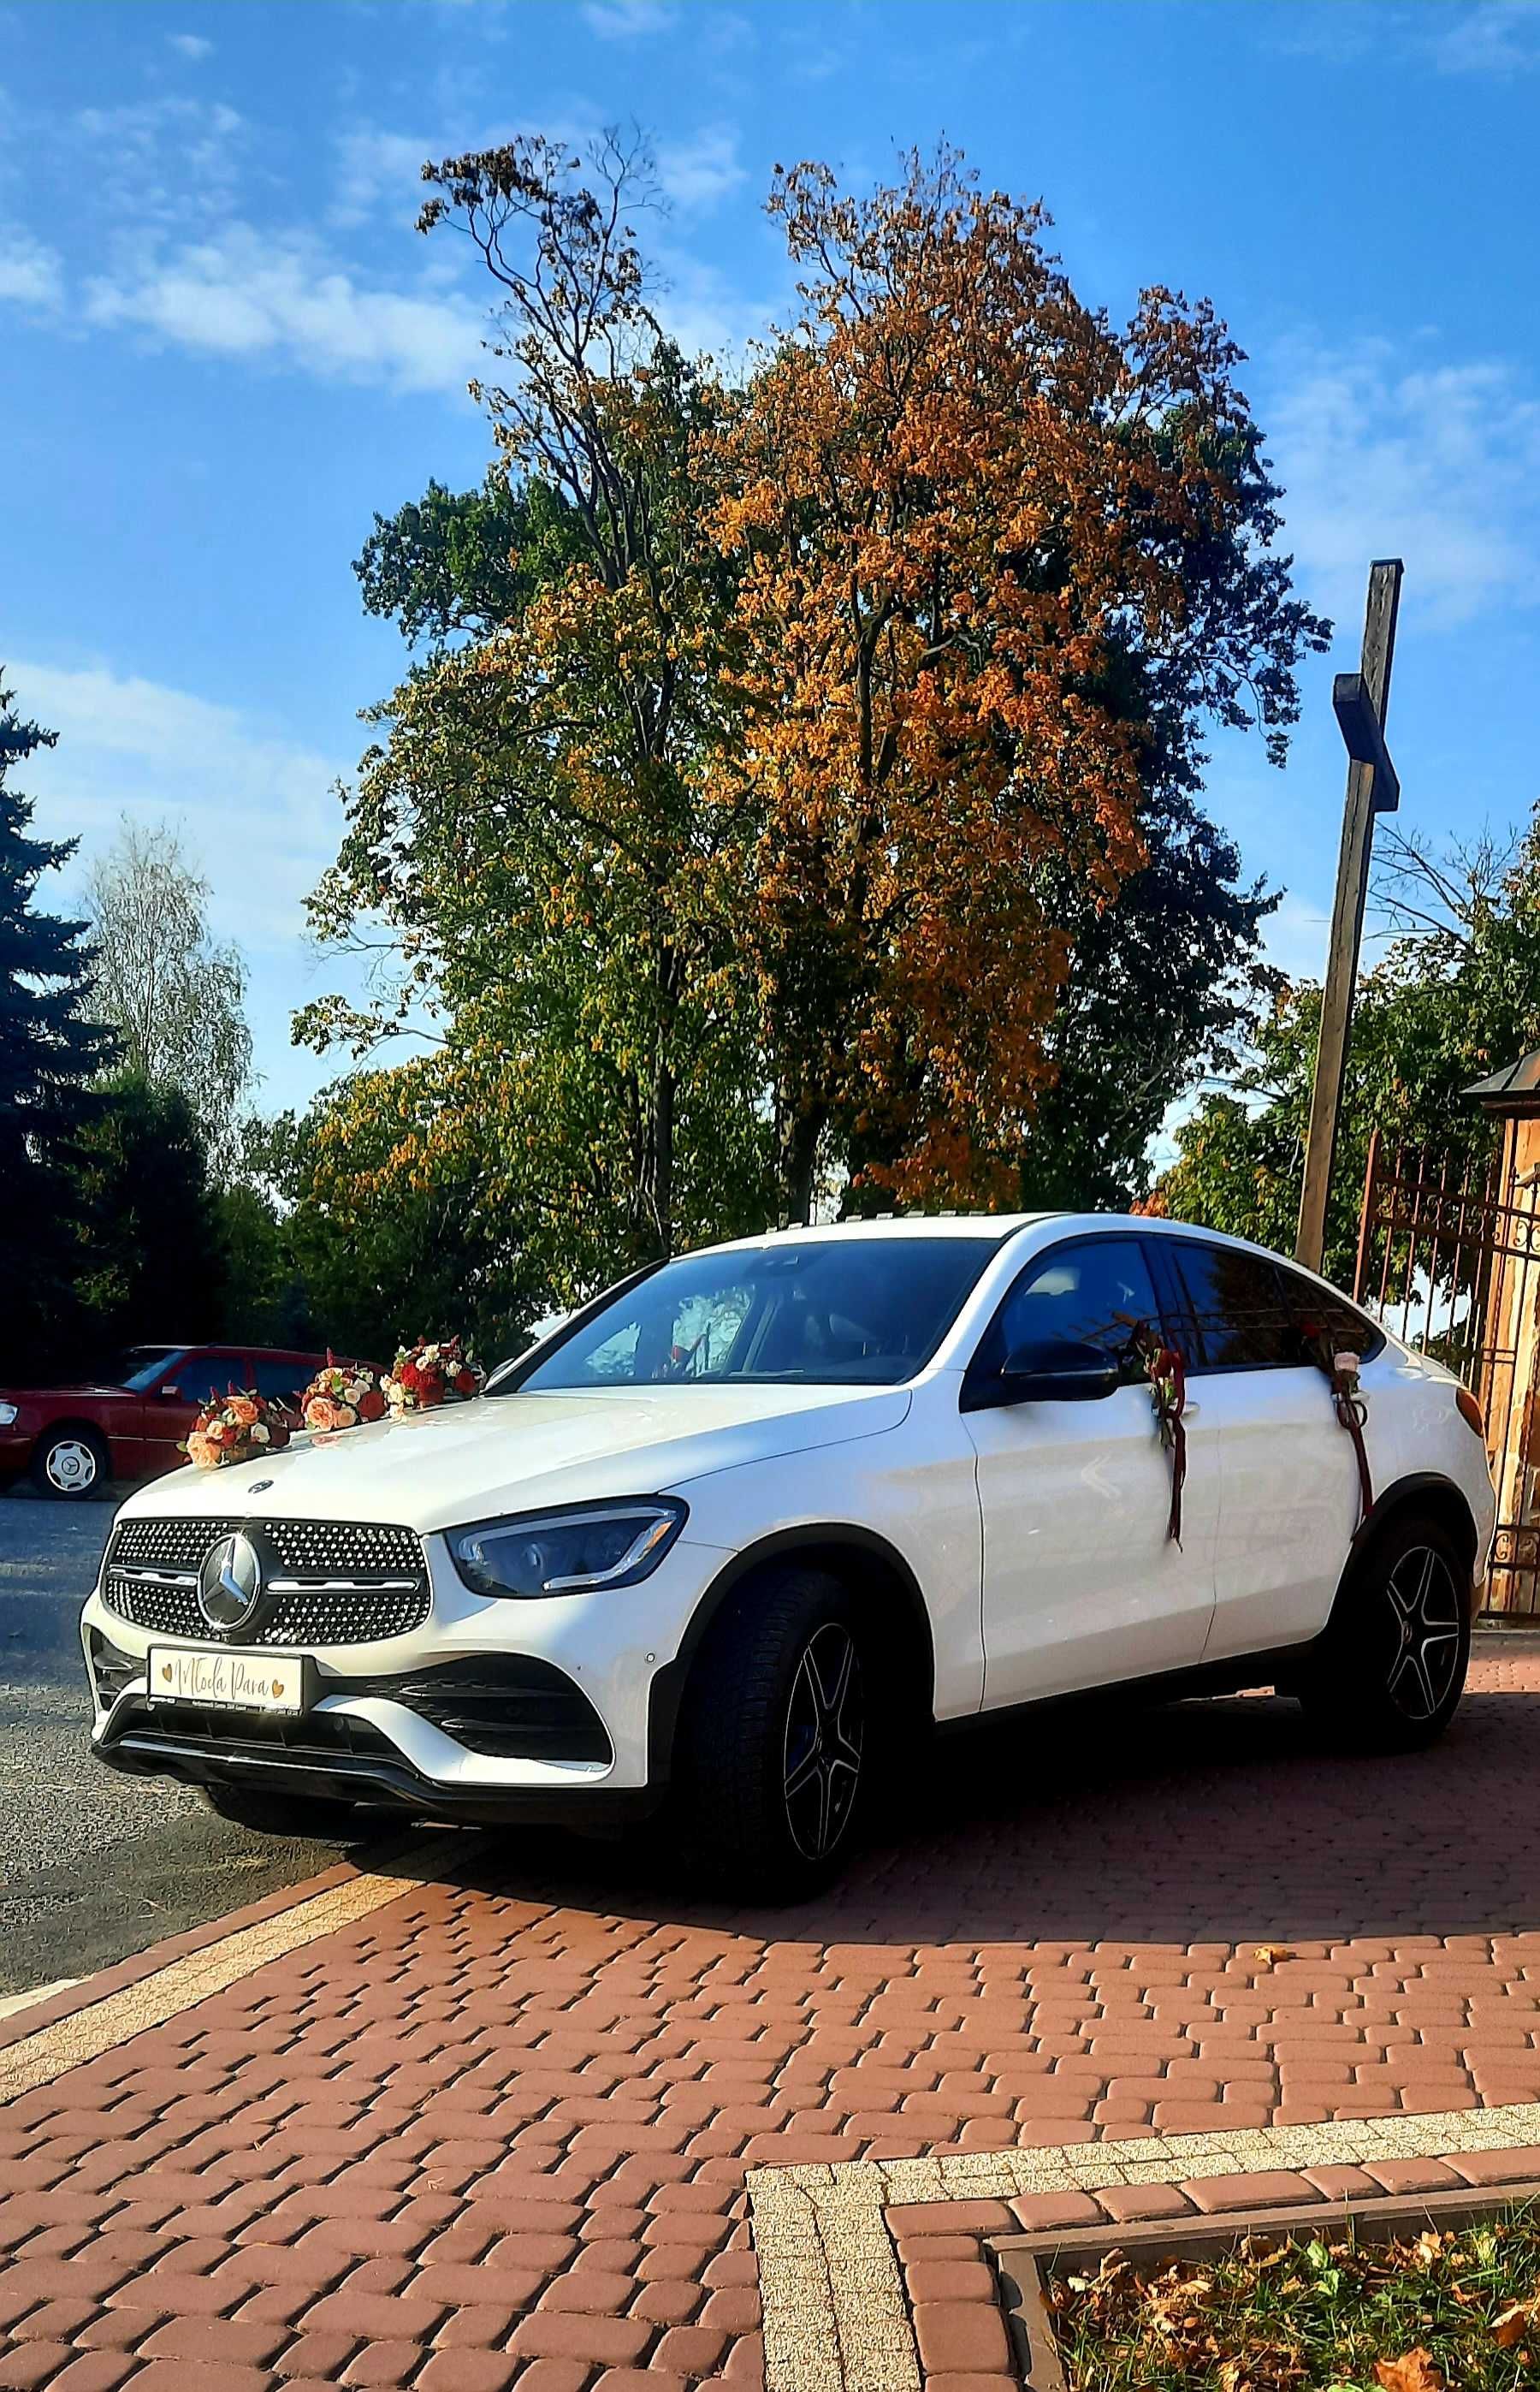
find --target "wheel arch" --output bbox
[1347,1469,1482,1606]
[647,1523,937,1784]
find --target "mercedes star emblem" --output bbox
[197,1529,265,1635]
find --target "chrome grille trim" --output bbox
[102,1517,431,1647]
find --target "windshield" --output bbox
[508,1238,999,1392]
[117,1346,185,1392]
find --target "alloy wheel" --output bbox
[781,1621,864,1861]
[45,1438,98,1494]
[1383,1544,1461,1721]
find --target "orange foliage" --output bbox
[714,147,1262,1209]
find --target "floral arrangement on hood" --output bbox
[299,1355,389,1434]
[183,1389,292,1471]
[386,1335,483,1415]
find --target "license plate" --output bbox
[147,1647,306,1715]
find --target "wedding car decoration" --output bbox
[182,1390,292,1471]
[299,1356,388,1433]
[385,1335,483,1416]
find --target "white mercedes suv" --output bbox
[83,1214,1496,1893]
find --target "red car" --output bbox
[0,1343,352,1499]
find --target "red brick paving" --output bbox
[9,1650,1540,2383]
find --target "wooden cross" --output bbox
[1295,558,1404,1276]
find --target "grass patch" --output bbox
[1046,2205,1540,2390]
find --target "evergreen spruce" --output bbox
[0,676,116,1371]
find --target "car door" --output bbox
[1150,1238,1361,1662]
[962,1232,1219,1707]
[141,1348,252,1476]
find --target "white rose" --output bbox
[251,1423,270,1444]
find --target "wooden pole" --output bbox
[1295,559,1403,1275]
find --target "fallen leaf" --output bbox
[1374,2352,1446,2391]
[1493,2300,1537,2347]
[1253,1944,1295,1968]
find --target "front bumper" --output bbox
[82,1521,732,1819]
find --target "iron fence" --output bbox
[1354,1126,1540,1615]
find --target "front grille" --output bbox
[102,1516,431,1647]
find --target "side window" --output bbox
[1275,1266,1386,1362]
[164,1351,249,1402]
[980,1238,1162,1379]
[1170,1243,1298,1371]
[251,1357,307,1408]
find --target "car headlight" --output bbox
[447,1499,688,1600]
[0,1404,16,1427]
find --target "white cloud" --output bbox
[5,654,346,954]
[83,221,486,394]
[582,0,677,37]
[167,31,214,60]
[1430,0,1540,72]
[656,125,747,212]
[330,126,433,231]
[71,96,248,235]
[0,225,62,311]
[1266,341,1540,628]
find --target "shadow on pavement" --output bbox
[402,1674,1540,1951]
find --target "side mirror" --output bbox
[994,1337,1121,1406]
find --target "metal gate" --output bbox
[1354,1126,1540,1616]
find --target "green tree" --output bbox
[72,1072,224,1349]
[0,678,115,1373]
[305,134,770,1281]
[1154,817,1540,1283]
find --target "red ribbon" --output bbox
[1132,1325,1187,1546]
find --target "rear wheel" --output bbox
[200,1784,392,1843]
[677,1565,870,1899]
[31,1426,109,1499]
[1296,1511,1471,1751]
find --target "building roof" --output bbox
[1466,1051,1540,1111]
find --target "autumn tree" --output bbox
[715,149,1328,1216]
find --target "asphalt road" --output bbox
[0,1486,359,2001]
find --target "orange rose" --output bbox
[187,1432,222,1469]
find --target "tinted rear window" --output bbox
[1170,1243,1300,1370]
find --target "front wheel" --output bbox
[1296,1512,1471,1751]
[32,1427,109,1499]
[677,1565,869,1899]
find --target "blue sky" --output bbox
[4,0,1539,1119]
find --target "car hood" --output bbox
[112,1383,912,1535]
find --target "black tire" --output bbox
[200,1783,388,1842]
[676,1564,870,1900]
[1295,1511,1471,1752]
[31,1425,110,1500]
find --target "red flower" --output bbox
[358,1388,386,1422]
[454,1368,477,1396]
[400,1361,422,1392]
